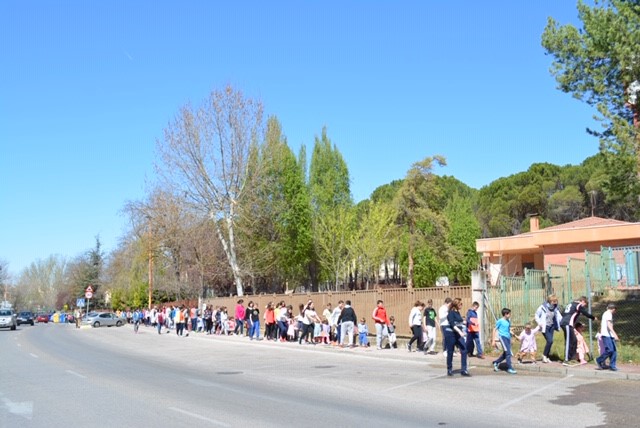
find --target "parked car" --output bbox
[36,313,50,323]
[82,312,124,328]
[16,311,34,326]
[0,309,17,330]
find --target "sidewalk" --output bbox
[169,327,640,381]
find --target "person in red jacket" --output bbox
[372,300,390,350]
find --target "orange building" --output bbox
[476,216,640,285]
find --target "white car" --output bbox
[82,312,124,328]
[0,309,17,330]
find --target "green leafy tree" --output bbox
[444,193,481,284]
[395,155,453,288]
[308,128,353,290]
[238,117,313,291]
[542,0,640,219]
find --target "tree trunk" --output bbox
[212,213,244,297]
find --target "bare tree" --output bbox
[156,85,264,296]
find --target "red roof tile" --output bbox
[541,216,631,232]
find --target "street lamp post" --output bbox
[147,217,154,310]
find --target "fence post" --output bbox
[472,271,487,347]
[585,251,594,355]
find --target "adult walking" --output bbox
[446,298,470,377]
[422,299,438,354]
[407,300,424,352]
[560,296,596,366]
[596,303,619,371]
[246,301,261,340]
[276,301,289,342]
[372,300,390,350]
[438,297,453,355]
[234,299,245,336]
[465,301,484,359]
[330,301,344,344]
[535,294,562,363]
[338,300,357,347]
[298,301,321,344]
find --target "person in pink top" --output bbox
[234,299,245,336]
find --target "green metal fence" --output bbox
[486,268,547,328]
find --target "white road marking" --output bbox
[497,375,573,410]
[1,398,33,420]
[66,370,87,379]
[169,407,230,427]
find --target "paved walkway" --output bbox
[156,326,640,381]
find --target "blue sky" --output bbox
[1,1,599,277]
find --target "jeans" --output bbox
[542,328,555,358]
[441,325,454,352]
[408,325,422,349]
[191,317,197,331]
[375,323,388,348]
[298,323,314,343]
[445,329,468,372]
[249,320,260,339]
[235,319,244,336]
[597,336,617,368]
[277,320,288,339]
[358,332,369,346]
[494,336,513,369]
[465,331,483,356]
[341,321,354,345]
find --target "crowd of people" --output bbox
[114,293,621,377]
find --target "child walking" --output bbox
[492,308,517,374]
[575,322,590,365]
[388,316,397,349]
[516,323,540,364]
[358,317,369,347]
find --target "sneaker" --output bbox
[407,343,412,352]
[542,356,550,363]
[447,371,453,377]
[562,360,571,366]
[507,368,517,374]
[610,367,618,371]
[461,371,472,377]
[377,346,382,350]
[493,362,499,372]
[477,355,485,359]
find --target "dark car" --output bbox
[16,311,34,326]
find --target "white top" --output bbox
[438,304,449,327]
[409,307,422,326]
[600,309,613,337]
[302,309,317,325]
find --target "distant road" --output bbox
[0,324,634,427]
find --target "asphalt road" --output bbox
[1,323,636,427]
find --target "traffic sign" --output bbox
[76,298,85,308]
[85,286,93,293]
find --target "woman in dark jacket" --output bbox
[446,298,470,377]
